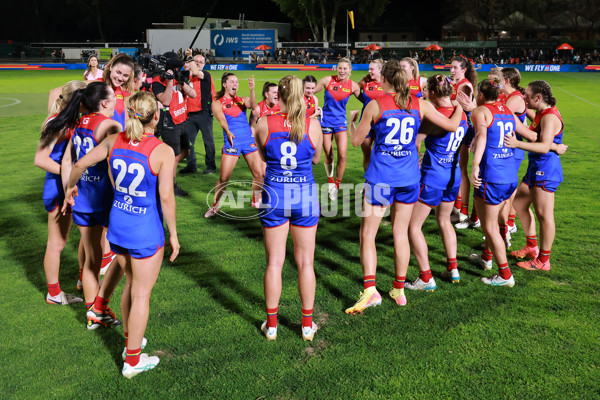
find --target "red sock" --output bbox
[85,302,93,309]
[124,331,128,348]
[455,196,462,210]
[500,225,507,239]
[102,250,115,259]
[392,276,406,289]
[482,249,493,262]
[335,178,342,189]
[302,308,313,328]
[498,262,512,280]
[79,268,83,281]
[471,207,479,222]
[125,347,141,366]
[93,296,109,313]
[328,177,335,184]
[419,269,432,283]
[363,275,376,290]
[507,214,516,227]
[47,282,61,297]
[460,205,468,216]
[538,249,551,263]
[526,235,538,248]
[266,307,278,328]
[447,258,458,271]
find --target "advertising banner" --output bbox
[210,29,276,58]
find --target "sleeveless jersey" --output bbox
[72,113,113,213]
[527,106,564,182]
[305,95,316,117]
[408,78,423,98]
[479,103,518,184]
[322,76,354,127]
[42,115,73,202]
[503,90,527,160]
[262,113,317,210]
[362,81,386,111]
[421,107,469,190]
[107,133,165,248]
[451,78,473,128]
[365,94,421,187]
[112,86,130,130]
[451,78,472,101]
[219,96,254,145]
[258,100,281,118]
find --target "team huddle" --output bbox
[34,53,566,378]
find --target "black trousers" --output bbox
[185,111,215,171]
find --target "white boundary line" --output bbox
[555,87,600,109]
[0,98,22,108]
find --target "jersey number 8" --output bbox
[280,141,298,170]
[384,117,415,145]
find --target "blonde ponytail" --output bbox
[48,80,87,118]
[278,75,306,143]
[125,91,157,141]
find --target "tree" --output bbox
[271,0,390,42]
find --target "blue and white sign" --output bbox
[211,29,276,58]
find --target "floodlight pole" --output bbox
[346,9,349,58]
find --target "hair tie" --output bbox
[127,107,142,119]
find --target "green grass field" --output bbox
[1,68,600,399]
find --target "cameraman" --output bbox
[151,50,198,197]
[181,52,216,175]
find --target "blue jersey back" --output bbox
[72,113,113,213]
[421,107,468,190]
[107,133,165,248]
[322,76,353,128]
[262,113,318,211]
[42,115,71,202]
[479,103,518,184]
[365,95,421,187]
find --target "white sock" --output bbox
[324,163,334,178]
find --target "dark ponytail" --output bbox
[501,67,525,95]
[528,80,557,107]
[451,56,477,89]
[40,81,112,146]
[426,74,453,98]
[477,77,502,102]
[215,72,236,100]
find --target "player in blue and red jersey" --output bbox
[407,74,469,289]
[500,67,528,237]
[35,81,87,306]
[450,56,478,228]
[400,57,426,98]
[99,54,136,269]
[249,81,280,128]
[302,75,321,119]
[469,78,519,287]
[357,59,386,171]
[59,82,122,322]
[64,91,179,378]
[505,80,568,272]
[205,73,264,217]
[315,58,361,200]
[254,75,323,341]
[346,61,464,313]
